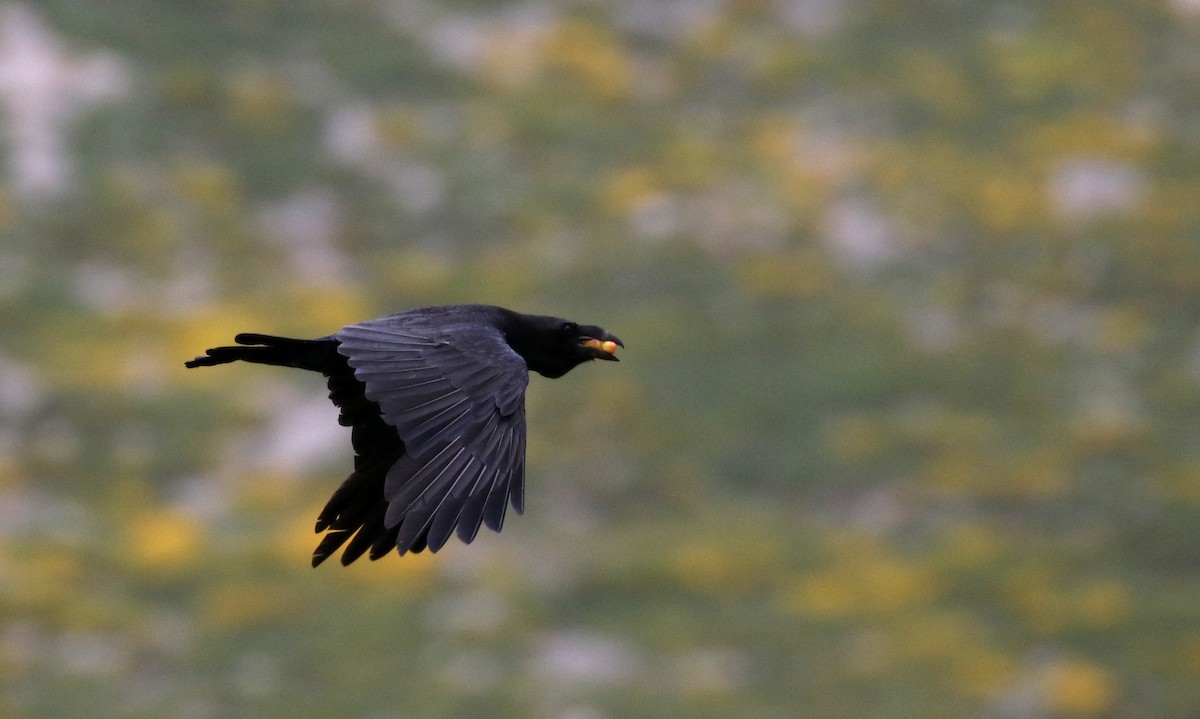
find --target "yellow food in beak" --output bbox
[583,338,619,356]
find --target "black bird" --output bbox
[185,304,622,566]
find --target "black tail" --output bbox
[185,333,341,372]
[186,330,409,568]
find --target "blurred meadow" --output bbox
[2,1,1200,717]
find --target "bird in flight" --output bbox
[185,304,622,567]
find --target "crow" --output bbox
[185,304,622,566]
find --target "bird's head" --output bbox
[500,311,623,378]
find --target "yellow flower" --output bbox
[957,651,1018,698]
[977,170,1045,232]
[1044,659,1118,715]
[3,550,82,609]
[171,157,241,216]
[224,67,296,131]
[545,21,632,100]
[858,559,942,614]
[199,582,286,631]
[669,543,735,592]
[924,450,978,495]
[777,570,858,619]
[124,508,204,573]
[1077,579,1131,628]
[938,524,1001,567]
[602,167,662,215]
[893,611,981,662]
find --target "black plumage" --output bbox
[185,305,622,566]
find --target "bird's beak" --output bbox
[581,333,623,361]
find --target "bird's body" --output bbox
[185,304,622,566]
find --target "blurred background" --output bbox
[2,1,1199,717]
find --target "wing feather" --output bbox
[336,310,528,555]
[425,456,486,552]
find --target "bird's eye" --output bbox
[559,321,578,336]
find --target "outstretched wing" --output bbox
[335,312,528,555]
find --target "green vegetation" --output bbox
[2,1,1199,717]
